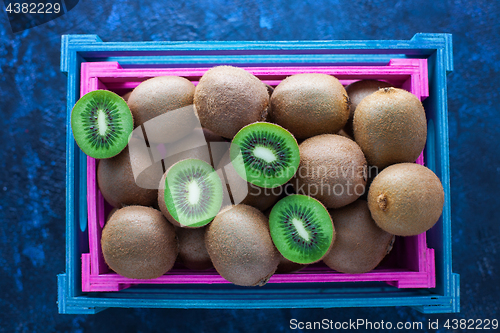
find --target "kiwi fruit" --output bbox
[323,200,395,274]
[194,66,269,138]
[353,87,427,169]
[128,75,195,126]
[230,122,300,188]
[158,159,224,228]
[127,76,197,143]
[205,204,280,286]
[269,194,335,264]
[97,142,162,208]
[270,73,349,140]
[344,80,394,137]
[276,254,308,274]
[292,134,367,209]
[101,206,178,279]
[367,163,444,236]
[176,226,213,270]
[71,90,134,159]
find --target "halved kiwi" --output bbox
[71,90,133,159]
[230,122,300,189]
[269,194,335,264]
[158,159,224,228]
[101,206,178,279]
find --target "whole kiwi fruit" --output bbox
[127,76,197,143]
[353,87,427,169]
[205,204,280,286]
[344,80,394,137]
[101,206,178,279]
[176,226,213,270]
[323,200,395,274]
[292,134,367,209]
[270,73,349,140]
[97,141,163,208]
[367,163,444,236]
[194,66,269,139]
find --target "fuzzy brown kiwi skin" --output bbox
[127,76,195,127]
[270,73,350,140]
[194,66,269,139]
[353,87,427,170]
[176,226,213,270]
[292,134,368,209]
[367,163,444,236]
[323,200,394,274]
[101,206,178,279]
[98,145,161,208]
[205,204,280,286]
[344,80,394,137]
[162,128,227,171]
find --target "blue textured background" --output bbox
[1,0,499,332]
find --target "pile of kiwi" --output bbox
[70,67,445,283]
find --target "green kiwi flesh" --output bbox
[101,206,178,279]
[230,122,300,188]
[205,204,280,286]
[353,87,427,169]
[159,159,224,228]
[367,163,444,236]
[71,90,133,159]
[270,73,349,140]
[97,144,161,208]
[194,66,269,139]
[344,80,394,137]
[323,200,395,274]
[176,226,213,270]
[269,194,335,264]
[292,134,367,209]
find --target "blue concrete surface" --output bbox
[1,0,499,331]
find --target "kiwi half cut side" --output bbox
[269,194,335,264]
[159,159,223,228]
[230,122,300,189]
[71,90,133,159]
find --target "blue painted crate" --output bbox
[58,33,458,314]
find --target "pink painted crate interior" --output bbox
[80,59,435,292]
